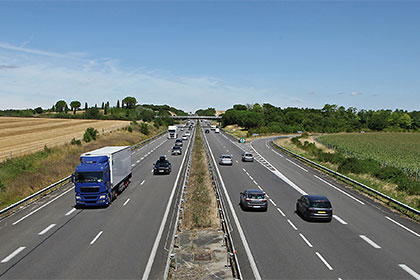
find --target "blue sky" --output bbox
[0,1,419,112]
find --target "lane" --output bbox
[205,129,419,279]
[0,130,191,279]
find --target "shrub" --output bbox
[127,126,133,133]
[373,166,407,183]
[140,123,150,135]
[71,138,82,145]
[83,127,98,142]
[0,179,5,192]
[338,157,366,174]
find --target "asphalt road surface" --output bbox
[0,128,193,279]
[202,123,420,280]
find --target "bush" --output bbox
[373,166,407,183]
[127,126,133,133]
[140,123,150,135]
[83,127,98,142]
[71,138,82,145]
[338,157,365,174]
[0,179,5,192]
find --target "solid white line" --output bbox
[123,198,130,206]
[316,252,333,270]
[38,224,56,235]
[299,233,313,248]
[13,187,74,225]
[333,215,348,225]
[314,175,365,205]
[203,133,256,279]
[242,168,246,172]
[271,149,284,158]
[286,158,308,172]
[359,235,381,249]
[65,208,77,216]
[90,231,103,245]
[252,180,258,185]
[399,264,420,280]
[287,219,298,231]
[1,247,26,263]
[385,216,420,238]
[142,133,192,280]
[140,180,145,186]
[269,199,277,207]
[277,208,286,217]
[249,176,254,180]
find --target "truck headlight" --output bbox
[76,195,81,200]
[99,195,106,199]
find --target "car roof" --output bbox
[221,154,231,157]
[245,189,264,194]
[305,195,330,202]
[172,146,181,149]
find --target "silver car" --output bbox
[242,152,254,162]
[240,189,268,211]
[219,155,233,165]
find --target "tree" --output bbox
[85,102,88,110]
[55,100,67,113]
[122,96,137,109]
[70,101,81,115]
[34,107,43,114]
[84,107,101,119]
[117,100,120,108]
[101,102,104,109]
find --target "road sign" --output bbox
[239,138,246,143]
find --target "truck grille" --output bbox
[80,187,100,193]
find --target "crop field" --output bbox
[0,117,129,162]
[318,132,420,176]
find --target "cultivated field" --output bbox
[318,132,420,176]
[0,117,129,162]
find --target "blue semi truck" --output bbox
[73,146,132,207]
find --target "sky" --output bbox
[0,1,419,113]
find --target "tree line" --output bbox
[221,103,420,135]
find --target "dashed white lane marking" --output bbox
[314,175,365,205]
[286,158,308,172]
[271,149,284,157]
[269,199,277,207]
[1,247,26,263]
[151,169,154,173]
[137,160,140,163]
[123,198,130,206]
[399,264,420,280]
[257,185,263,191]
[38,224,56,235]
[359,235,381,249]
[287,219,298,231]
[141,157,144,160]
[90,231,103,245]
[333,215,348,225]
[385,216,420,238]
[141,180,145,186]
[299,233,313,248]
[277,208,286,217]
[316,252,333,270]
[132,164,135,167]
[13,187,74,225]
[242,168,246,172]
[65,208,77,216]
[236,160,239,163]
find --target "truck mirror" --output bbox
[71,173,74,183]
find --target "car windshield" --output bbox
[310,201,332,208]
[173,146,181,150]
[245,153,252,157]
[222,155,231,159]
[248,193,264,199]
[75,172,103,183]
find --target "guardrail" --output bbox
[201,126,242,279]
[0,130,168,217]
[163,125,196,279]
[271,139,420,216]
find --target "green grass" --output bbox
[318,133,420,177]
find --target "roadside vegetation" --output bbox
[274,133,420,215]
[184,123,218,229]
[0,122,165,210]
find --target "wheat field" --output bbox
[0,117,130,162]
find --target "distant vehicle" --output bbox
[239,189,268,211]
[171,146,182,155]
[182,135,188,140]
[215,128,220,133]
[296,195,332,222]
[185,131,191,136]
[180,127,184,131]
[168,125,178,139]
[205,129,210,133]
[210,125,216,131]
[241,152,254,162]
[154,156,171,174]
[74,146,132,207]
[219,154,233,165]
[175,138,183,147]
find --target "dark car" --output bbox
[171,146,182,155]
[175,138,183,147]
[296,195,332,222]
[239,189,268,211]
[153,156,172,175]
[205,129,210,133]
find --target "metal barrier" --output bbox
[201,125,242,279]
[271,139,420,216]
[0,130,168,217]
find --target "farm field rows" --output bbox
[318,132,420,175]
[0,117,129,162]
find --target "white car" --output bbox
[182,135,188,140]
[219,155,233,165]
[185,131,191,136]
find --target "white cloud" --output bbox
[0,42,267,111]
[351,91,362,96]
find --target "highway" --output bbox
[0,127,193,279]
[202,123,420,280]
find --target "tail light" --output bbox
[245,198,252,202]
[261,199,267,202]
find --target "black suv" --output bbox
[153,156,172,175]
